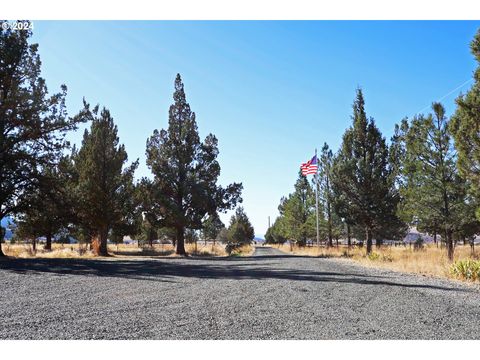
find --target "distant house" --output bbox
[403,227,437,244]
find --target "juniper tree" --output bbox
[277,170,317,246]
[227,207,255,245]
[202,213,224,246]
[14,158,76,250]
[450,29,480,221]
[399,103,466,260]
[265,217,287,245]
[332,89,403,254]
[145,74,242,255]
[0,22,81,256]
[74,102,138,256]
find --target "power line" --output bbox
[413,78,473,116]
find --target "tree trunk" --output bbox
[366,227,373,255]
[446,230,454,261]
[44,232,52,251]
[93,228,109,256]
[470,240,475,257]
[347,224,351,248]
[32,237,36,253]
[176,227,186,255]
[433,232,437,246]
[327,211,333,247]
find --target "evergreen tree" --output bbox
[265,217,287,245]
[74,102,138,256]
[227,207,255,245]
[145,74,242,255]
[277,171,317,246]
[216,227,229,244]
[0,22,81,256]
[202,213,224,246]
[399,103,465,260]
[450,29,480,220]
[318,143,334,247]
[13,158,76,250]
[332,89,403,254]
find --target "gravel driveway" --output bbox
[1,246,479,339]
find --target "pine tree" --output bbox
[400,103,468,260]
[318,143,334,247]
[145,74,242,255]
[332,89,403,254]
[450,29,480,221]
[74,102,138,256]
[0,22,81,256]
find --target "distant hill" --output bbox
[254,236,265,243]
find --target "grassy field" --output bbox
[0,242,253,259]
[275,243,480,282]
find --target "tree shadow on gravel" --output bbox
[0,256,471,293]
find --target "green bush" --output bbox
[450,259,480,281]
[367,252,380,261]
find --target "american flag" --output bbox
[301,155,318,175]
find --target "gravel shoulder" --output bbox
[1,246,479,339]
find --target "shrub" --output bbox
[225,243,240,255]
[367,252,380,261]
[450,259,480,281]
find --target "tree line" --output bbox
[266,29,480,261]
[0,22,255,257]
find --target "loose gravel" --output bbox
[1,246,479,339]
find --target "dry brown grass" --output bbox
[275,243,479,281]
[185,243,227,257]
[1,243,97,259]
[1,242,228,258]
[231,244,254,256]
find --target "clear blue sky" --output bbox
[31,21,480,237]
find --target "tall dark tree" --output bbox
[74,102,138,256]
[399,103,468,260]
[227,207,255,245]
[145,74,242,255]
[332,89,403,254]
[0,22,81,256]
[13,158,76,250]
[318,143,334,247]
[451,29,480,221]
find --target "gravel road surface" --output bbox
[1,246,479,339]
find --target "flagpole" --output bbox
[315,148,319,248]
